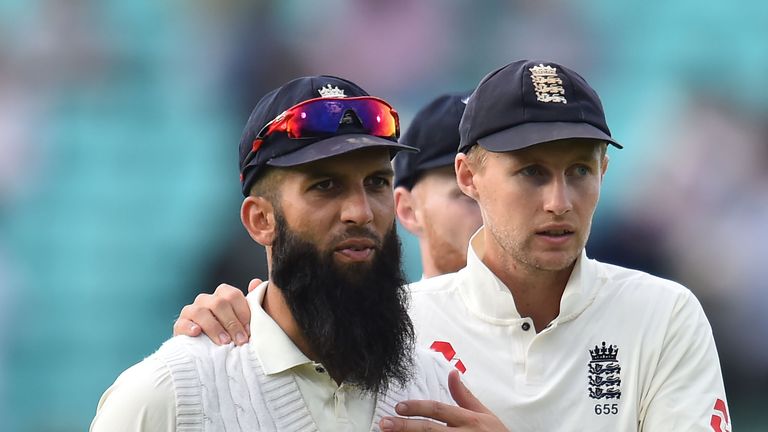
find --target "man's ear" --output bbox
[600,154,610,181]
[455,153,479,200]
[394,186,423,237]
[241,196,277,246]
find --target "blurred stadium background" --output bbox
[0,0,766,430]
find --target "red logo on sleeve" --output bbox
[430,341,466,373]
[710,398,731,432]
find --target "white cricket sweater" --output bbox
[91,282,453,431]
[155,335,452,431]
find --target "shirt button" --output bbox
[521,322,531,331]
[315,365,325,373]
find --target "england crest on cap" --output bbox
[529,64,567,104]
[318,84,346,98]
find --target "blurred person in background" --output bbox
[90,75,464,431]
[393,91,483,279]
[173,60,731,432]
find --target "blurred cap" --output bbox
[239,75,416,196]
[393,91,471,189]
[458,59,622,154]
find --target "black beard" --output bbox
[270,213,415,395]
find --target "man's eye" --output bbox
[572,165,591,176]
[520,166,543,176]
[367,176,391,187]
[312,180,334,191]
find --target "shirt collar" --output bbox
[247,281,313,375]
[457,227,600,324]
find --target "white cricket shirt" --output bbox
[409,228,730,431]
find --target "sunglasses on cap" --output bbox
[242,96,400,168]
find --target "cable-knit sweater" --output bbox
[156,335,453,431]
[91,281,454,432]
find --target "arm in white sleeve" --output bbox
[640,289,730,432]
[90,356,176,432]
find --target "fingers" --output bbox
[394,400,467,427]
[213,284,251,342]
[447,370,489,414]
[174,284,251,346]
[173,318,201,337]
[379,416,447,432]
[177,302,232,345]
[248,278,263,293]
[379,387,509,432]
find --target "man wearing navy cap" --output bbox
[90,75,457,431]
[383,60,730,431]
[172,61,731,432]
[175,93,482,346]
[393,92,482,278]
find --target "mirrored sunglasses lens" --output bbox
[275,98,397,139]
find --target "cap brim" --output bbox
[477,122,622,152]
[266,134,418,167]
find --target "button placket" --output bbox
[312,361,326,374]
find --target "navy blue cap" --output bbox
[239,75,416,196]
[458,60,622,154]
[393,91,471,189]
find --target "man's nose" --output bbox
[340,187,374,225]
[543,177,573,216]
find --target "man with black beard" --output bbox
[173,92,483,345]
[270,209,411,395]
[90,76,457,432]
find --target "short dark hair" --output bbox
[248,167,284,203]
